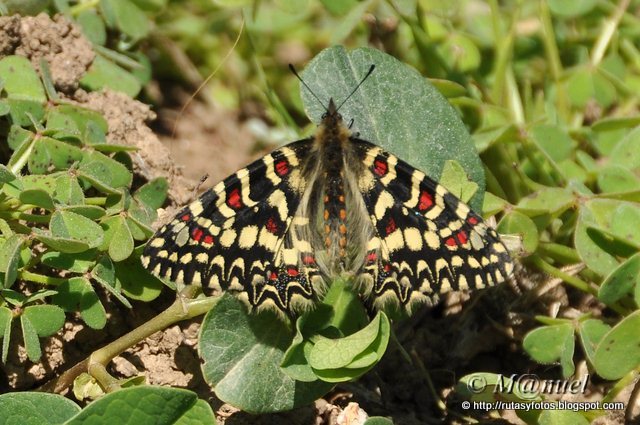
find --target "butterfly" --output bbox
[141,65,514,315]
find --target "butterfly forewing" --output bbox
[352,140,514,312]
[142,139,325,312]
[142,99,514,315]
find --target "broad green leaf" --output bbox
[77,9,107,45]
[59,205,106,220]
[594,310,640,379]
[308,313,382,370]
[92,255,131,307]
[108,215,134,261]
[116,249,164,302]
[597,165,640,193]
[49,210,104,249]
[52,277,106,329]
[0,56,46,102]
[0,306,12,362]
[19,188,55,210]
[575,199,626,276]
[20,312,42,361]
[578,319,610,367]
[134,177,168,210]
[523,324,575,378]
[0,392,80,424]
[200,294,331,413]
[32,228,90,253]
[548,0,596,17]
[80,55,142,98]
[23,305,65,337]
[539,410,589,425]
[497,211,539,255]
[65,386,201,424]
[566,67,616,109]
[300,46,485,211]
[439,160,478,203]
[364,418,394,425]
[517,187,574,215]
[0,234,24,288]
[28,137,84,175]
[598,253,640,305]
[45,104,108,142]
[529,124,576,162]
[54,174,85,205]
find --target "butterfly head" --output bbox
[321,98,343,124]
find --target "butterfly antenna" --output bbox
[336,64,375,111]
[289,64,327,110]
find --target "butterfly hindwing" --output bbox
[142,139,323,313]
[354,140,514,311]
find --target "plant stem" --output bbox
[19,270,66,286]
[39,290,219,394]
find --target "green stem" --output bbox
[591,0,630,67]
[539,0,568,120]
[41,290,218,394]
[529,255,594,294]
[19,270,66,286]
[0,211,50,223]
[537,242,581,264]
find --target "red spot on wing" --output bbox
[302,255,316,265]
[227,188,242,209]
[383,263,392,272]
[467,216,479,225]
[373,158,388,176]
[192,228,203,242]
[266,217,279,234]
[366,251,377,264]
[418,190,433,211]
[275,159,290,176]
[181,213,191,221]
[385,217,397,234]
[203,235,214,244]
[287,268,299,277]
[445,236,457,247]
[269,271,278,281]
[456,230,468,245]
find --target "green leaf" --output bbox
[308,312,382,370]
[200,294,331,413]
[598,253,640,305]
[54,174,85,205]
[23,304,65,337]
[0,392,80,424]
[28,137,84,174]
[439,160,478,203]
[364,417,394,425]
[116,248,164,302]
[32,228,90,253]
[52,276,106,329]
[529,124,576,162]
[64,386,202,424]
[81,150,132,189]
[575,199,626,276]
[49,210,104,249]
[20,311,42,361]
[77,9,107,45]
[19,188,55,210]
[538,410,589,425]
[80,55,142,98]
[108,215,134,261]
[548,0,597,17]
[594,310,640,379]
[0,234,24,289]
[41,250,97,273]
[523,323,575,378]
[566,67,616,109]
[99,0,150,40]
[45,104,108,142]
[300,46,485,211]
[597,165,640,193]
[59,205,106,220]
[134,177,168,210]
[578,319,610,368]
[497,211,539,255]
[0,306,12,362]
[517,187,574,215]
[0,56,46,102]
[92,255,132,307]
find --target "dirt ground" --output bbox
[0,13,636,425]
